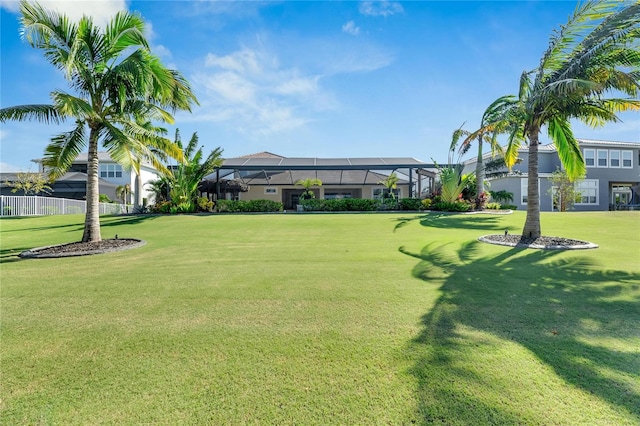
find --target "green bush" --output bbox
[346,198,378,211]
[421,198,433,210]
[300,198,379,212]
[378,198,398,211]
[500,204,518,210]
[217,199,283,213]
[431,200,472,212]
[197,197,215,212]
[485,202,502,210]
[398,198,422,211]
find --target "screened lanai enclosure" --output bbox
[200,153,437,210]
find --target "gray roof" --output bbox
[234,169,411,186]
[220,155,434,171]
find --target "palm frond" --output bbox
[0,104,63,123]
[42,121,87,179]
[547,117,585,181]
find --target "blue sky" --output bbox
[1,0,639,172]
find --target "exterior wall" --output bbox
[238,183,410,205]
[137,166,161,204]
[468,141,640,212]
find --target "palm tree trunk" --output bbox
[475,136,484,210]
[522,129,541,238]
[82,130,102,242]
[135,173,142,208]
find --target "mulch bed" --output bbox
[19,238,146,258]
[479,234,598,250]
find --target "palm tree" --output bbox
[165,129,224,212]
[116,184,131,205]
[378,173,399,199]
[499,1,640,237]
[295,178,322,200]
[459,96,516,209]
[0,1,196,242]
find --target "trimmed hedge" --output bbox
[300,197,424,212]
[217,199,283,213]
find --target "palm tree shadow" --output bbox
[393,212,516,234]
[400,242,640,424]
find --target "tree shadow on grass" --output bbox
[394,212,516,234]
[400,242,640,424]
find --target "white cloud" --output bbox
[0,162,26,172]
[2,0,128,27]
[359,1,403,17]
[0,0,20,12]
[191,46,321,136]
[342,21,360,36]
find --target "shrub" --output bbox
[217,199,283,213]
[474,191,489,210]
[431,200,472,212]
[378,198,398,211]
[500,204,518,210]
[197,197,215,212]
[398,198,422,211]
[485,202,502,210]
[344,198,378,211]
[299,198,379,212]
[421,198,433,210]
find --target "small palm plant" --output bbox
[378,173,399,199]
[116,184,131,205]
[295,178,322,200]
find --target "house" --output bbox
[463,139,640,211]
[202,152,437,210]
[28,152,161,204]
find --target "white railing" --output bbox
[0,195,133,217]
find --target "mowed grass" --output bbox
[1,211,638,424]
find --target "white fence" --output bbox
[0,195,133,217]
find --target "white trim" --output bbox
[575,179,598,205]
[596,149,608,168]
[583,148,595,168]
[609,150,621,168]
[622,150,633,168]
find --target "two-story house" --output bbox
[29,152,161,204]
[462,139,640,211]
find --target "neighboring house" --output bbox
[462,139,640,211]
[30,152,160,204]
[203,152,437,210]
[1,171,119,201]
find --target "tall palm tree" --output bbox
[459,96,516,209]
[500,0,640,237]
[0,1,196,242]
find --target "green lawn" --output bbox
[1,211,639,424]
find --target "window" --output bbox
[99,164,123,178]
[576,179,598,205]
[373,188,400,199]
[622,150,632,168]
[521,178,540,205]
[609,150,620,168]
[264,187,277,194]
[597,150,608,167]
[583,149,595,167]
